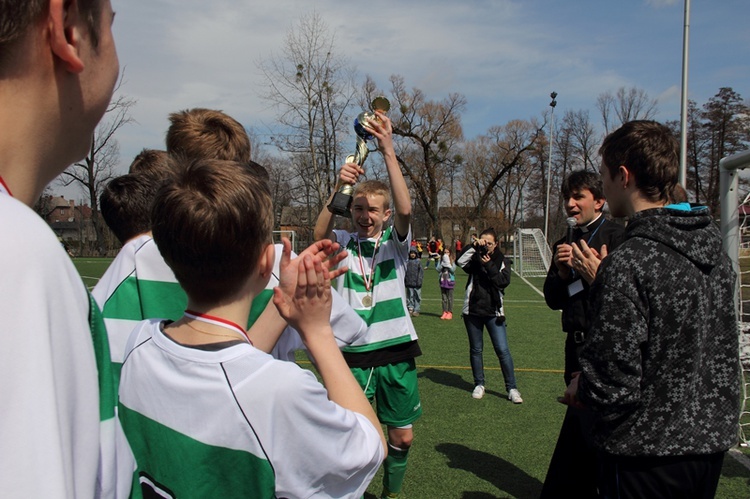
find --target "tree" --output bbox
[564,109,599,171]
[368,75,466,239]
[33,186,56,220]
[59,76,135,255]
[258,11,358,216]
[697,87,750,215]
[462,120,545,230]
[597,86,658,134]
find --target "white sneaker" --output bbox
[508,388,523,404]
[472,385,485,399]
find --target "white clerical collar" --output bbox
[579,213,604,233]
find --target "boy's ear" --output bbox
[48,0,85,73]
[258,243,275,279]
[383,207,393,222]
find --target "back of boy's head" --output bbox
[101,171,161,244]
[128,148,172,175]
[0,1,103,69]
[165,108,251,163]
[151,159,273,305]
[100,149,174,244]
[599,120,679,204]
[353,180,392,209]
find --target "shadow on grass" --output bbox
[419,368,511,401]
[436,442,542,499]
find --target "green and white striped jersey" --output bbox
[119,320,384,499]
[92,235,367,382]
[333,226,418,353]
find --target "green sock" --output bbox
[382,443,409,497]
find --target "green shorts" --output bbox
[351,359,422,427]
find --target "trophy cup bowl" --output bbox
[327,97,391,217]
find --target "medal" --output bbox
[357,232,383,309]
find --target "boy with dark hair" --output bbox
[564,121,740,497]
[0,0,134,495]
[119,158,385,498]
[100,150,173,245]
[314,111,421,499]
[541,169,625,497]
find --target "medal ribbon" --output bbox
[184,309,251,344]
[356,231,383,296]
[0,176,12,196]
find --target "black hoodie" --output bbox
[577,206,740,457]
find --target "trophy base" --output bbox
[328,192,353,217]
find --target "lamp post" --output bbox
[544,91,557,242]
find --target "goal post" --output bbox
[272,230,297,254]
[719,148,750,447]
[514,228,552,278]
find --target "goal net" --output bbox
[737,194,750,447]
[720,149,750,447]
[514,228,552,278]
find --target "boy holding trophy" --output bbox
[315,104,421,499]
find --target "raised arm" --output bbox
[313,163,363,242]
[366,111,411,238]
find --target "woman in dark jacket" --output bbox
[457,228,522,403]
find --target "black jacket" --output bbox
[544,216,626,334]
[457,245,511,318]
[578,206,740,457]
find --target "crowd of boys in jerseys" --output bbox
[0,1,740,497]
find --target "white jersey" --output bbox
[0,193,133,498]
[119,319,383,499]
[93,236,367,373]
[332,226,418,353]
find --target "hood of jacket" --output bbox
[626,205,721,271]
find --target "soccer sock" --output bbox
[383,443,409,496]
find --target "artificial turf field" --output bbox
[73,258,750,498]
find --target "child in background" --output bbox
[437,248,456,320]
[405,250,424,317]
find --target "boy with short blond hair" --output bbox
[119,158,385,498]
[314,111,421,499]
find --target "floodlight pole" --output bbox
[678,0,691,187]
[544,92,557,242]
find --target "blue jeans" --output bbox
[406,287,421,313]
[463,314,517,390]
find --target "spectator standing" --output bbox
[457,229,522,403]
[436,248,456,320]
[540,170,625,498]
[405,249,424,316]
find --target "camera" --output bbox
[474,242,489,257]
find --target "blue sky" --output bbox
[58,0,750,197]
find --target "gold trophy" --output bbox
[327,96,391,216]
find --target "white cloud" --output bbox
[89,0,749,180]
